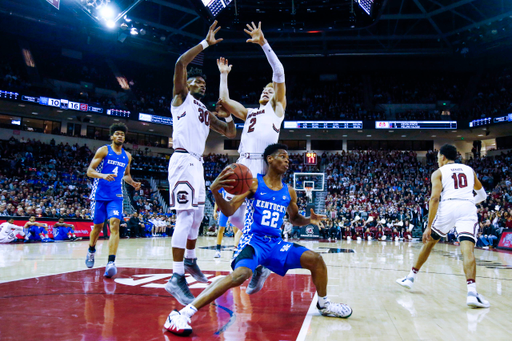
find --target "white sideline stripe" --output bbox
[0,268,90,284]
[296,292,318,341]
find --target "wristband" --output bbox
[200,40,209,50]
[224,115,233,122]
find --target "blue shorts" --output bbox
[91,199,123,224]
[231,234,309,276]
[218,212,229,227]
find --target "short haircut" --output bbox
[110,123,127,136]
[187,68,206,81]
[439,144,458,161]
[7,217,14,222]
[263,143,288,165]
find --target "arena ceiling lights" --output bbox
[77,0,142,29]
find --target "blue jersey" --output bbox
[28,225,45,241]
[243,174,291,237]
[54,226,72,240]
[90,145,128,201]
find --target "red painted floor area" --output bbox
[0,268,316,340]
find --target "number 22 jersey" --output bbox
[90,145,128,201]
[243,174,291,237]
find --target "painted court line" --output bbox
[296,292,318,341]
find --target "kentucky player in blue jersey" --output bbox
[212,187,239,258]
[164,143,352,336]
[53,217,79,241]
[85,123,141,278]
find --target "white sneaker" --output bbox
[214,251,221,258]
[164,310,192,336]
[396,276,414,289]
[467,292,490,308]
[317,301,352,318]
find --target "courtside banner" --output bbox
[497,229,512,251]
[0,219,104,238]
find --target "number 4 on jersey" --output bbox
[112,166,119,176]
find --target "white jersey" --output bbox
[439,163,475,201]
[238,101,284,156]
[171,93,211,156]
[0,222,24,241]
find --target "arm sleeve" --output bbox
[474,187,487,204]
[261,43,285,83]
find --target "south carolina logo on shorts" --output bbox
[177,191,189,204]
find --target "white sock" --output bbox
[180,304,198,318]
[467,282,477,294]
[318,295,329,308]
[173,261,185,275]
[185,249,196,259]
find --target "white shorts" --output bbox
[168,152,205,210]
[237,156,267,177]
[431,200,479,242]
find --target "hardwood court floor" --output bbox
[1,237,511,341]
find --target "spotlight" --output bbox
[140,28,146,36]
[120,23,128,30]
[124,15,131,22]
[106,20,116,28]
[130,27,138,35]
[99,5,115,19]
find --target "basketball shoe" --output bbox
[104,261,117,278]
[184,258,208,283]
[246,266,271,295]
[85,250,95,268]
[214,251,221,258]
[396,276,414,289]
[466,292,490,308]
[165,273,195,306]
[317,300,353,318]
[164,310,192,336]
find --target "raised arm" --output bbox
[287,185,326,226]
[211,168,256,217]
[423,169,443,243]
[172,21,223,107]
[245,21,286,116]
[87,146,114,181]
[123,152,142,191]
[473,171,487,204]
[209,111,236,138]
[217,57,248,121]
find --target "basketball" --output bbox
[223,163,253,195]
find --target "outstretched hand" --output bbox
[206,20,223,46]
[309,209,327,226]
[217,57,232,74]
[210,166,236,192]
[244,21,267,46]
[214,99,230,118]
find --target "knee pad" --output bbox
[187,206,205,240]
[172,210,195,248]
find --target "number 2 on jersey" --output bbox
[451,172,467,189]
[247,118,257,133]
[261,210,279,228]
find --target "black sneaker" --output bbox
[165,273,195,306]
[184,258,208,283]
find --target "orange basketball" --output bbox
[223,163,253,195]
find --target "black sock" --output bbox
[216,244,221,251]
[89,246,96,253]
[108,255,116,263]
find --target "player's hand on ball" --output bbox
[309,209,326,226]
[422,227,432,244]
[217,57,232,74]
[206,20,223,46]
[103,174,117,182]
[244,21,266,46]
[211,167,235,192]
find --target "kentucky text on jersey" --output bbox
[107,160,126,167]
[254,199,287,213]
[90,145,128,201]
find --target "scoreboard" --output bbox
[284,121,363,129]
[22,95,104,114]
[375,121,457,129]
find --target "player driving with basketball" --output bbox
[396,144,490,308]
[164,143,352,336]
[215,21,287,292]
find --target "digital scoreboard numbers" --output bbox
[139,113,173,126]
[0,90,19,100]
[283,121,363,129]
[375,121,457,129]
[305,152,317,165]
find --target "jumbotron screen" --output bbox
[201,0,233,18]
